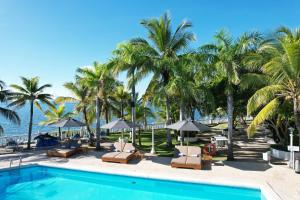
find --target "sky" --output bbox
[0,0,299,97]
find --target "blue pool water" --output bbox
[0,166,264,200]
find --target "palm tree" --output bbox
[131,12,195,147]
[247,27,300,145]
[202,30,262,160]
[40,103,73,139]
[77,62,117,150]
[111,85,130,118]
[56,82,94,136]
[9,77,53,149]
[111,42,150,144]
[0,80,20,135]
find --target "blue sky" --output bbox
[0,0,299,97]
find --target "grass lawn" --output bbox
[106,128,227,160]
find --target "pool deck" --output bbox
[0,149,299,200]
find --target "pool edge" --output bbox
[0,163,282,200]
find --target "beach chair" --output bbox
[171,146,202,170]
[47,139,81,158]
[101,142,136,164]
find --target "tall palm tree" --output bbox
[247,27,300,145]
[40,103,73,139]
[77,62,117,150]
[202,30,261,160]
[56,82,95,136]
[0,80,20,135]
[131,12,195,147]
[9,77,53,149]
[111,42,150,144]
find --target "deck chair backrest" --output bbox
[175,146,188,156]
[123,143,136,153]
[187,146,201,157]
[114,142,126,152]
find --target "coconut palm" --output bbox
[111,42,151,144]
[202,30,262,160]
[9,77,53,149]
[247,27,300,145]
[111,85,130,118]
[131,12,195,147]
[40,103,74,139]
[77,62,117,150]
[0,80,20,135]
[56,82,95,136]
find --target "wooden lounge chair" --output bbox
[47,148,79,158]
[101,142,136,164]
[47,139,81,158]
[171,146,202,170]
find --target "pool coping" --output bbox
[1,163,282,200]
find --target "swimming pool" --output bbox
[0,165,265,200]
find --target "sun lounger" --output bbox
[47,139,81,158]
[171,146,202,170]
[101,142,136,164]
[47,148,79,158]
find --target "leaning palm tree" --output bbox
[40,103,73,139]
[77,62,117,150]
[202,30,262,160]
[9,77,53,149]
[56,82,94,136]
[247,27,300,144]
[131,12,195,147]
[0,80,20,135]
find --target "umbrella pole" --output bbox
[151,127,155,154]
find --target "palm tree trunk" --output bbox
[166,96,172,147]
[95,97,102,150]
[293,96,300,146]
[179,103,185,146]
[83,107,92,135]
[105,107,110,136]
[27,100,34,149]
[227,92,234,161]
[131,72,136,145]
[143,106,147,130]
[121,100,124,118]
[138,128,142,146]
[58,127,61,140]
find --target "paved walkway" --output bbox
[0,149,299,200]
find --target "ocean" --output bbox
[0,103,77,136]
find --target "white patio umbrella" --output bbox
[167,119,210,145]
[101,118,139,142]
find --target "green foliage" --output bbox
[0,80,20,134]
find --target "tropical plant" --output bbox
[40,103,73,139]
[201,30,262,160]
[247,27,300,145]
[111,42,151,144]
[9,77,53,149]
[0,80,20,135]
[56,81,95,136]
[131,12,195,147]
[77,62,118,150]
[110,85,130,118]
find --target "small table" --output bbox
[211,136,228,150]
[134,151,145,160]
[202,154,213,169]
